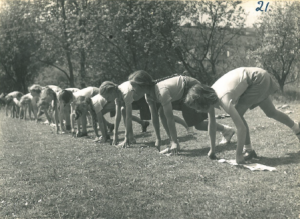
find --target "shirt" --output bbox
[147,76,185,106]
[92,94,107,114]
[118,81,135,106]
[212,67,267,109]
[74,87,96,99]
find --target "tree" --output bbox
[248,2,300,91]
[175,1,246,84]
[84,0,187,83]
[0,0,42,93]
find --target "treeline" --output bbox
[0,0,299,93]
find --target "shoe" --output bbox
[142,121,150,132]
[243,150,258,161]
[219,126,235,144]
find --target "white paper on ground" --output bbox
[218,159,277,171]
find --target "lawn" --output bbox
[0,104,299,219]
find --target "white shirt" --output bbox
[118,81,134,106]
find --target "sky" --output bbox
[241,0,265,27]
[0,0,271,28]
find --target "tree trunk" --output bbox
[60,0,75,88]
[66,50,75,87]
[79,0,87,88]
[278,79,284,92]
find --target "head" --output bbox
[58,90,73,106]
[38,87,56,108]
[28,84,43,98]
[184,84,219,113]
[128,70,155,98]
[99,81,119,102]
[15,92,24,100]
[19,95,31,106]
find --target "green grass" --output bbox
[0,104,300,219]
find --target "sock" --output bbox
[244,144,253,151]
[291,122,300,134]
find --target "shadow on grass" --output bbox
[179,142,237,157]
[139,135,198,149]
[259,151,300,167]
[134,132,153,138]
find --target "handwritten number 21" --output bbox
[256,1,269,12]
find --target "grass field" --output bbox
[0,103,300,219]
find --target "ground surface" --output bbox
[0,104,299,218]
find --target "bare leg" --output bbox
[24,106,27,120]
[77,116,82,133]
[64,105,71,131]
[235,104,251,146]
[19,106,23,120]
[259,97,294,128]
[174,116,188,129]
[81,109,88,134]
[158,107,170,137]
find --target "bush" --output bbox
[273,85,300,103]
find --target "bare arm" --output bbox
[162,102,179,153]
[148,100,161,150]
[97,111,109,142]
[222,98,247,164]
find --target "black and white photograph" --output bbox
[0,0,299,218]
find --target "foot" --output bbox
[142,121,150,132]
[243,149,258,161]
[219,126,235,144]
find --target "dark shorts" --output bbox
[238,71,279,110]
[132,96,151,120]
[157,100,208,127]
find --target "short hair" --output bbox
[58,90,73,104]
[28,84,43,94]
[99,81,118,95]
[38,87,57,107]
[184,84,219,108]
[20,94,32,105]
[128,70,155,86]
